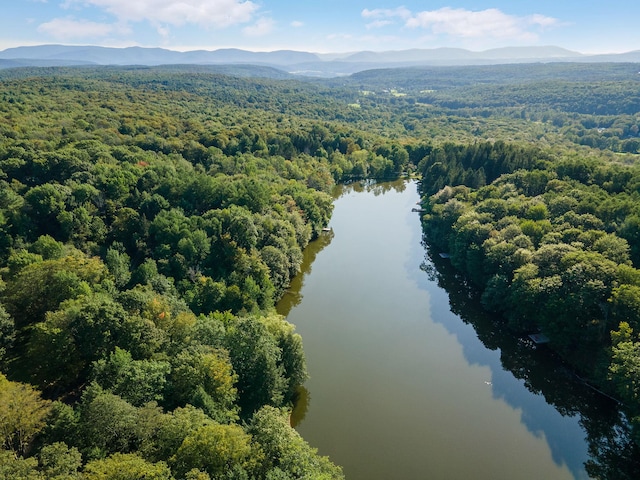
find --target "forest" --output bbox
[0,61,640,478]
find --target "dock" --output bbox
[528,333,550,344]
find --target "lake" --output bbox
[277,179,630,480]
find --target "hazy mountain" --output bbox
[479,46,581,59]
[0,57,92,69]
[0,44,320,67]
[339,46,581,66]
[305,46,582,64]
[0,44,635,77]
[343,47,477,63]
[580,50,640,63]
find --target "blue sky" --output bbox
[2,0,639,54]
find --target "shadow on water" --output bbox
[277,230,334,318]
[417,233,640,479]
[290,385,310,428]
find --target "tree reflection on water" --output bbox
[422,246,640,480]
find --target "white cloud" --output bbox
[291,20,304,28]
[156,24,171,39]
[405,7,558,40]
[242,17,275,37]
[361,9,405,29]
[63,0,258,28]
[528,14,559,28]
[362,7,412,20]
[37,17,119,39]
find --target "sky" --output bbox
[1,0,639,54]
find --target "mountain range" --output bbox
[1,44,640,77]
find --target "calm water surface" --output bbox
[277,180,618,480]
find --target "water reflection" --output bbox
[279,179,408,317]
[421,243,640,479]
[281,179,640,479]
[332,178,408,199]
[278,229,333,318]
[290,385,310,428]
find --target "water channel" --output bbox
[276,179,634,480]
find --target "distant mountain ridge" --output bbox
[0,44,638,77]
[341,46,582,63]
[0,44,320,66]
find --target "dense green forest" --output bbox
[1,62,640,478]
[0,66,385,479]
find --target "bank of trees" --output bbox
[0,68,382,478]
[0,210,343,477]
[419,141,640,442]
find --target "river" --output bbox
[276,179,632,480]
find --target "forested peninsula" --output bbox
[1,62,640,478]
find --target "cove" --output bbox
[277,179,629,480]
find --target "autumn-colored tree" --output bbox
[0,373,51,456]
